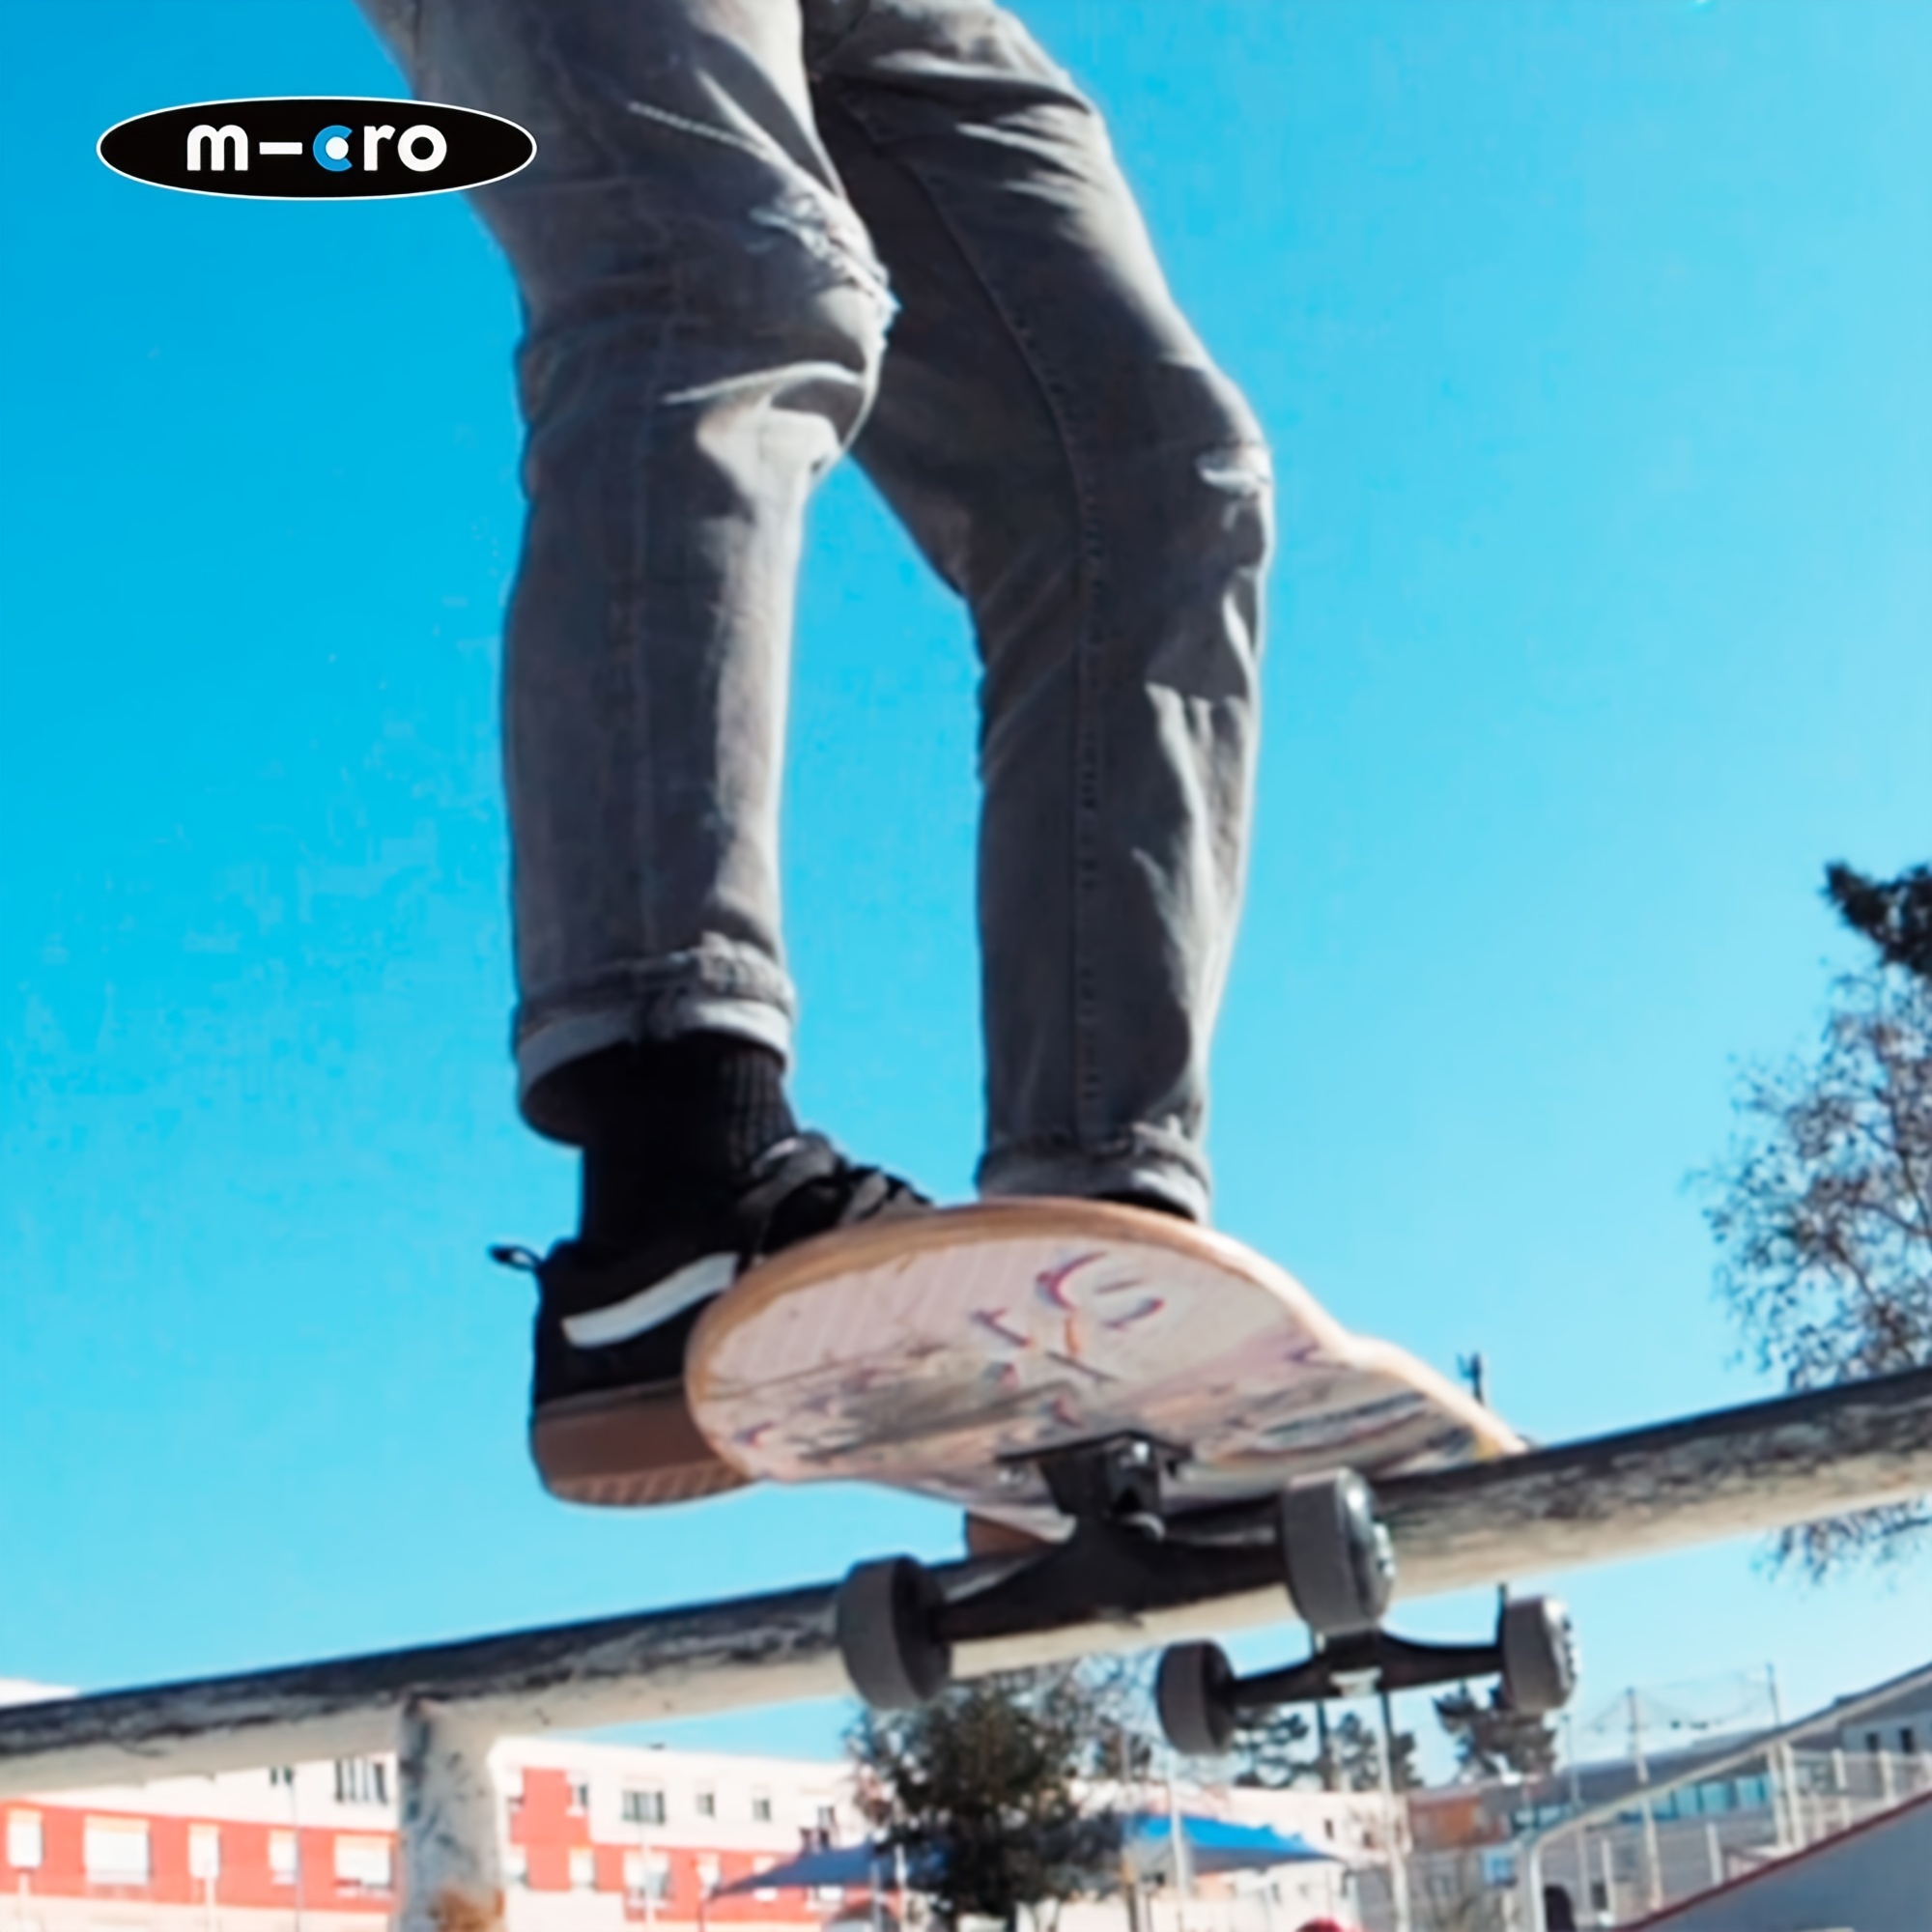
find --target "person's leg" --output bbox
[809,3,1274,1223]
[354,0,925,1503]
[358,0,891,1140]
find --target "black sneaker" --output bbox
[503,1132,929,1507]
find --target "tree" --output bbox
[1386,1722,1423,1794]
[1229,1708,1414,1793]
[1328,1711,1397,1792]
[1825,861,1932,980]
[1231,1707,1321,1789]
[1433,1686,1557,1781]
[1234,1702,1418,1792]
[1700,861,1932,1575]
[847,1667,1124,1930]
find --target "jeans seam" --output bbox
[624,286,672,964]
[821,84,1111,1148]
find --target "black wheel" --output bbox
[1155,1642,1238,1755]
[1277,1471,1396,1635]
[835,1557,952,1710]
[1499,1596,1577,1715]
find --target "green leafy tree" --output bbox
[1701,861,1932,1574]
[1434,1686,1557,1781]
[847,1668,1124,1931]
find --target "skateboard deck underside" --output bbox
[688,1203,1520,1534]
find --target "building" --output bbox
[0,1683,1383,1932]
[1,1685,867,1932]
[1402,1660,1932,1928]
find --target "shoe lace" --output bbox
[736,1132,928,1261]
[488,1134,927,1282]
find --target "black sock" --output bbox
[572,1037,797,1246]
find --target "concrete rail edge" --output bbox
[3,1366,1930,1798]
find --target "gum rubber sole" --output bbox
[531,1383,749,1508]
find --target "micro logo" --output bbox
[99,98,533,199]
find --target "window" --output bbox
[695,1790,717,1819]
[569,1848,596,1891]
[817,1804,838,1838]
[621,1789,667,1827]
[334,1759,390,1806]
[269,1768,296,1790]
[504,1849,529,1889]
[624,1853,670,1901]
[751,1793,773,1823]
[569,1781,591,1814]
[696,1858,721,1895]
[1867,1731,1884,1755]
[270,1832,299,1884]
[7,1812,43,1870]
[334,1838,392,1891]
[188,1827,221,1882]
[1903,1727,1918,1756]
[84,1820,152,1884]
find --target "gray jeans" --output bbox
[357,0,1272,1220]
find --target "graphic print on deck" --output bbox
[688,1201,1519,1534]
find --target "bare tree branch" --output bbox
[1697,887,1932,1577]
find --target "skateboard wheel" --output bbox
[835,1557,952,1710]
[1498,1596,1577,1715]
[1155,1642,1238,1756]
[1277,1471,1396,1636]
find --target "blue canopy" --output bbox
[714,1813,1334,1895]
[1123,1814,1335,1879]
[715,1841,939,1895]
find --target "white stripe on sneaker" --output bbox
[560,1251,740,1350]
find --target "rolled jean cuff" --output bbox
[515,948,796,1144]
[976,1126,1211,1224]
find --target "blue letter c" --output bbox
[312,124,353,171]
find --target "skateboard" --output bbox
[687,1200,1577,1752]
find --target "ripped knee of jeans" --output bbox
[747,179,895,323]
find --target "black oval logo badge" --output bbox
[99,97,534,199]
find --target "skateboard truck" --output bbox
[833,1454,1577,1747]
[1151,1469,1574,1752]
[1152,1597,1578,1755]
[837,1432,1203,1711]
[1032,1432,1179,1535]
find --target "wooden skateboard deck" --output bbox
[688,1201,1520,1536]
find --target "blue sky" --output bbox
[3,0,1929,1772]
